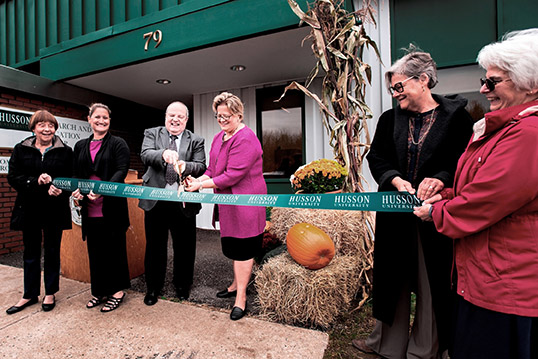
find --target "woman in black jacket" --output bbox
[6,110,73,314]
[72,103,131,312]
[352,50,474,359]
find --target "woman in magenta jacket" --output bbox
[415,29,538,359]
[185,92,266,321]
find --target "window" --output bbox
[256,85,304,181]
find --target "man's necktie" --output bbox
[165,135,178,185]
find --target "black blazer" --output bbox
[73,132,130,236]
[138,127,206,217]
[8,135,73,231]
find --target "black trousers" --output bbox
[22,227,63,298]
[85,217,131,297]
[452,296,538,359]
[144,201,196,293]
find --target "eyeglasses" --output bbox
[215,113,233,121]
[388,76,416,95]
[480,77,511,91]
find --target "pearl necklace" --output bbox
[408,107,436,146]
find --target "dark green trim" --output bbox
[0,5,6,64]
[36,0,47,50]
[25,0,36,60]
[40,0,304,80]
[7,1,16,65]
[111,0,127,24]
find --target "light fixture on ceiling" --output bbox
[230,65,246,72]
[156,79,171,84]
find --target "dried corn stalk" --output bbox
[282,0,380,194]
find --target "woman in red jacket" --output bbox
[415,29,538,359]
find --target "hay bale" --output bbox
[254,253,360,329]
[270,207,370,257]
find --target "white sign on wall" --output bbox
[0,106,92,149]
[0,156,9,174]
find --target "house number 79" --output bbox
[143,30,163,51]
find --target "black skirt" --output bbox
[221,234,263,261]
[452,296,538,359]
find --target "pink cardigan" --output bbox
[205,126,267,238]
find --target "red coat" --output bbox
[432,100,538,317]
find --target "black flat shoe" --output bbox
[216,289,237,298]
[42,295,56,312]
[176,288,190,301]
[230,304,247,321]
[144,291,159,306]
[6,297,38,315]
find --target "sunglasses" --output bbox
[389,76,416,95]
[480,77,511,91]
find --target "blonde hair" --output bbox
[212,92,244,117]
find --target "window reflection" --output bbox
[261,108,302,178]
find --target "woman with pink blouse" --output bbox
[72,103,131,313]
[185,92,266,321]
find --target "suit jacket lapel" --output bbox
[159,127,170,150]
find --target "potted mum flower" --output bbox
[290,159,348,194]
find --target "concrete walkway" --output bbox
[0,264,328,358]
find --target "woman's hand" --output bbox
[48,184,62,197]
[414,204,433,221]
[417,177,444,200]
[71,188,84,206]
[413,194,442,221]
[391,176,415,194]
[87,190,101,201]
[72,188,84,200]
[184,175,201,192]
[38,173,52,185]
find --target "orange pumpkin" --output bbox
[286,223,335,270]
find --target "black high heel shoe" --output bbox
[42,295,56,312]
[6,297,38,315]
[216,289,237,298]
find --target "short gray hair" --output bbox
[385,46,438,92]
[477,28,538,92]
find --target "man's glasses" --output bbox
[215,114,233,121]
[480,77,511,91]
[389,76,416,95]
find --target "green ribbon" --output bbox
[52,177,421,212]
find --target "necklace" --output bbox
[409,107,436,146]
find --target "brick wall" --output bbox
[0,88,156,254]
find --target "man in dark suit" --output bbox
[139,101,206,305]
